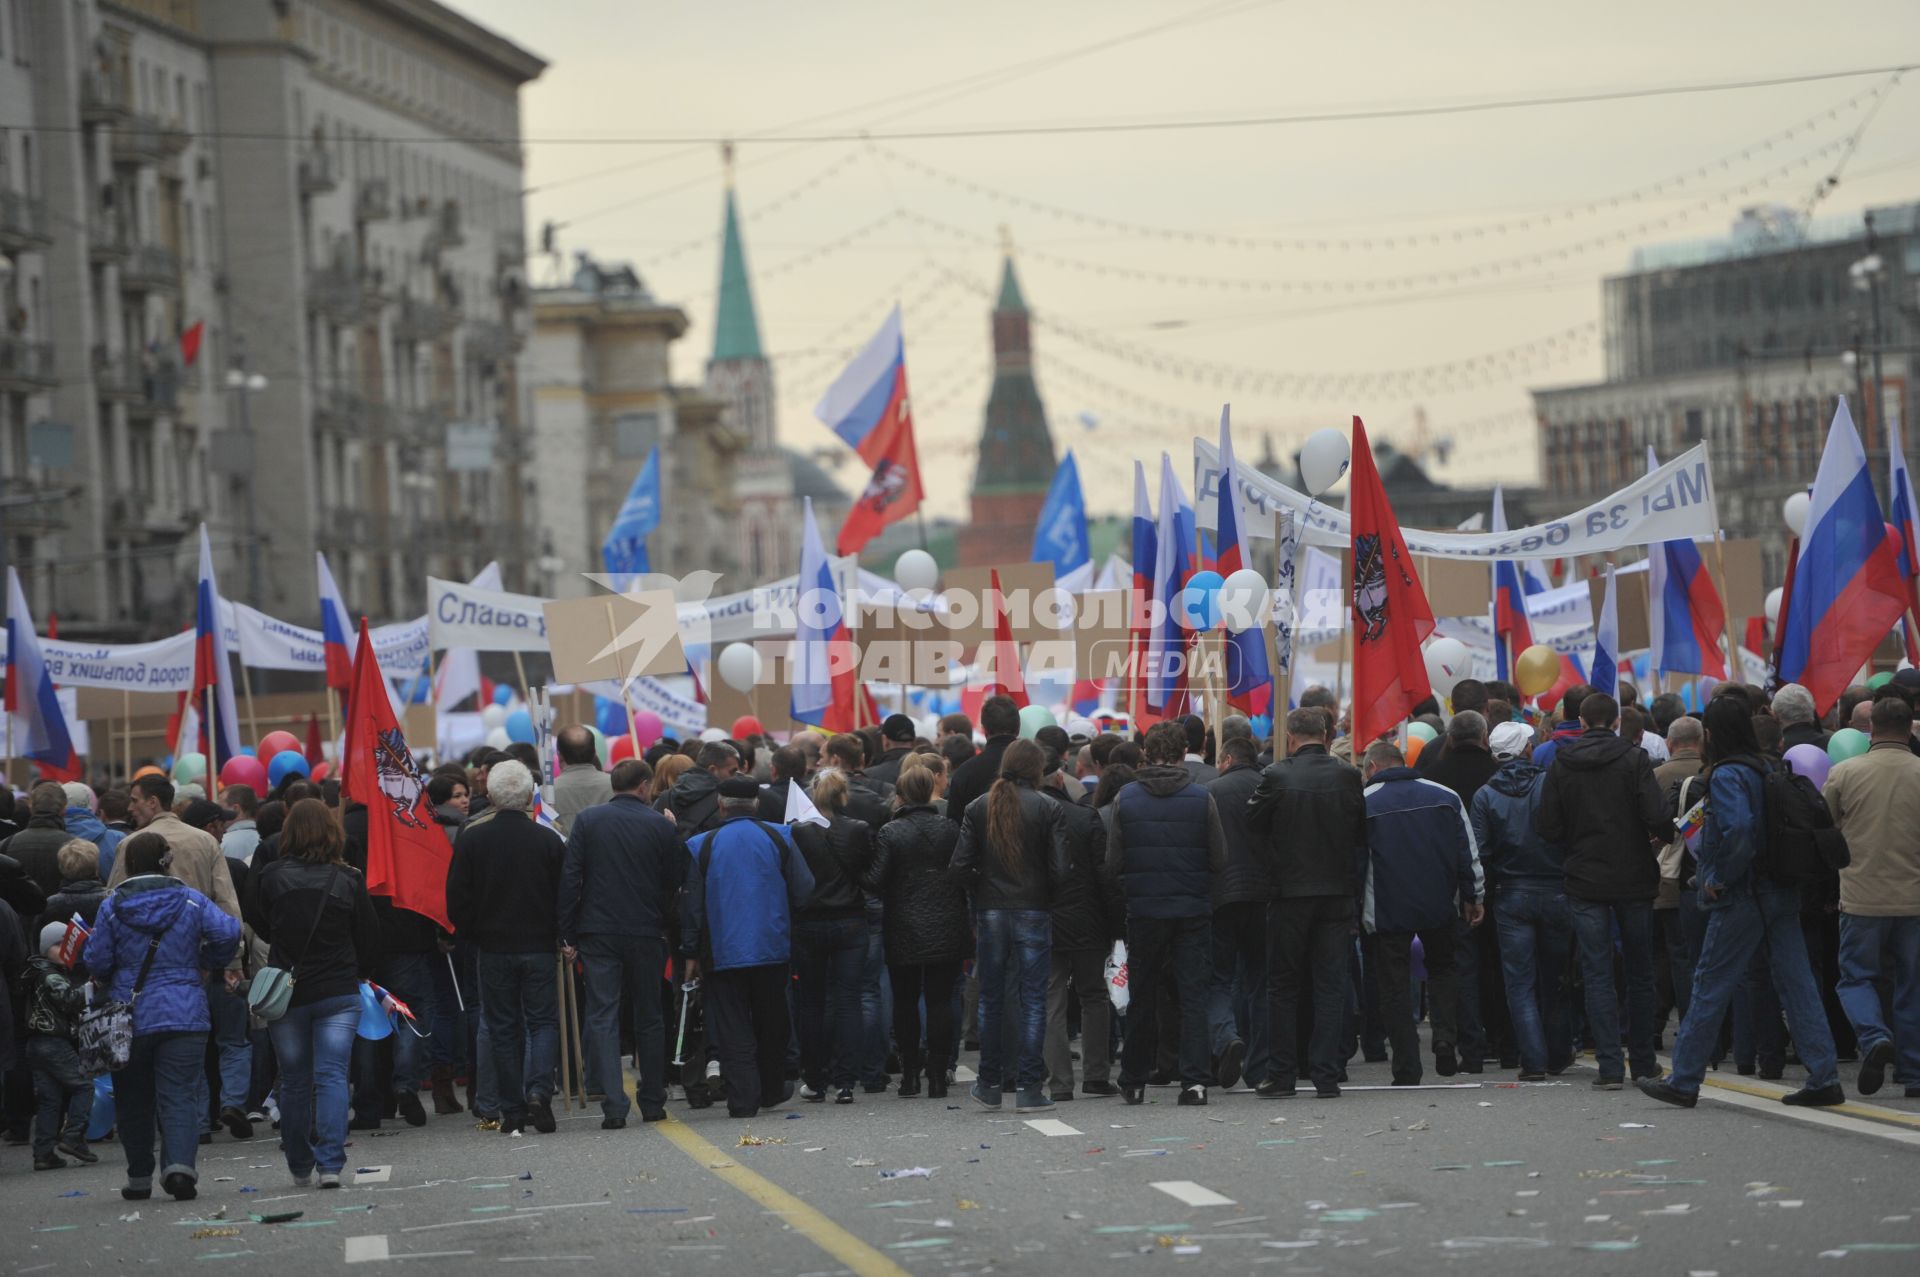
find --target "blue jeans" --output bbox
[858,906,892,1086]
[1838,913,1920,1085]
[580,934,668,1119]
[27,1036,94,1156]
[478,951,560,1120]
[1567,897,1659,1080]
[794,915,868,1091]
[117,1031,206,1188]
[1207,901,1269,1085]
[1495,887,1574,1076]
[198,974,252,1123]
[1670,886,1839,1095]
[974,909,1051,1095]
[269,993,359,1177]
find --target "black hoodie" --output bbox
[1536,728,1669,903]
[664,767,723,839]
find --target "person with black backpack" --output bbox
[1640,698,1844,1109]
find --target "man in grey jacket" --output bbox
[551,725,613,835]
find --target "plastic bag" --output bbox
[1104,941,1130,1013]
[86,1075,115,1142]
[355,981,393,1041]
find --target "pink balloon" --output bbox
[630,710,664,749]
[258,730,302,761]
[1783,742,1832,791]
[217,755,270,793]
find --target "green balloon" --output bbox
[1407,721,1438,743]
[1828,727,1871,763]
[1017,704,1058,740]
[172,751,208,783]
[586,725,609,769]
[1868,671,1895,690]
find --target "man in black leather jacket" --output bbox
[1038,749,1123,1101]
[1205,736,1269,1093]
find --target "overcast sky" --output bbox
[459,0,1920,520]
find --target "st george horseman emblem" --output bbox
[373,727,430,830]
[1354,533,1390,643]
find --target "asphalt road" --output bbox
[7,1040,1920,1276]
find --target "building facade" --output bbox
[0,0,543,640]
[1534,202,1918,584]
[529,253,739,595]
[953,256,1057,568]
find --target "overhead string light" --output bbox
[632,147,869,270]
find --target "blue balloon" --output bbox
[356,982,393,1041]
[268,749,311,787]
[239,746,256,757]
[1178,570,1226,630]
[596,696,627,737]
[505,708,535,744]
[1250,713,1273,739]
[493,684,514,706]
[405,676,430,704]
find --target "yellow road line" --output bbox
[1698,1073,1920,1129]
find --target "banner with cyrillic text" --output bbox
[428,577,552,652]
[223,601,430,677]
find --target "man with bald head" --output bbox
[552,725,613,836]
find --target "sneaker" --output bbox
[319,1171,341,1189]
[1121,1083,1145,1106]
[33,1152,67,1171]
[529,1098,557,1134]
[397,1092,427,1128]
[162,1171,197,1201]
[1081,1081,1119,1098]
[1147,1068,1178,1086]
[835,1087,855,1105]
[706,1060,722,1082]
[1177,1085,1207,1107]
[499,1116,525,1136]
[1857,1039,1894,1096]
[1434,1044,1458,1077]
[1637,1079,1697,1108]
[1015,1090,1054,1114]
[56,1140,97,1164]
[245,1109,268,1124]
[292,1172,312,1188]
[1781,1084,1845,1107]
[220,1106,253,1141]
[1592,1076,1624,1091]
[1255,1077,1297,1098]
[799,1084,826,1103]
[1517,1071,1547,1083]
[1215,1039,1246,1091]
[969,1082,1002,1111]
[1313,1083,1341,1099]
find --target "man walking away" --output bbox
[1823,693,1920,1098]
[551,726,613,836]
[1204,736,1270,1093]
[1361,741,1484,1085]
[681,777,814,1118]
[1537,692,1670,1089]
[1039,745,1121,1101]
[1653,717,1707,1024]
[558,759,682,1126]
[1107,722,1225,1106]
[663,743,740,838]
[1248,709,1365,1099]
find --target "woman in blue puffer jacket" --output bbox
[1640,696,1840,1111]
[85,831,241,1202]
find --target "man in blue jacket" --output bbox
[559,758,684,1129]
[681,776,815,1118]
[1361,740,1484,1085]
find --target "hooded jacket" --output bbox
[65,807,125,879]
[1105,765,1226,920]
[866,805,971,965]
[24,954,87,1039]
[664,768,724,839]
[1468,760,1564,889]
[1531,723,1586,768]
[1693,755,1769,906]
[1041,783,1122,951]
[952,780,1071,913]
[105,813,244,969]
[681,816,815,971]
[1536,728,1670,903]
[86,875,241,1035]
[1206,763,1272,908]
[557,793,685,943]
[3,813,70,897]
[792,813,875,919]
[1361,766,1483,934]
[1246,745,1366,899]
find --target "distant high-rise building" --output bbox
[954,255,1057,568]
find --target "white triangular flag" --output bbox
[783,778,830,829]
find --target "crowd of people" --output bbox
[2,668,1916,1201]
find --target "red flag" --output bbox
[180,321,204,368]
[339,619,452,931]
[835,421,924,557]
[1349,417,1434,747]
[56,914,89,969]
[981,568,1029,708]
[304,713,324,766]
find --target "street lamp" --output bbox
[223,359,268,605]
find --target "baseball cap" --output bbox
[1489,721,1535,761]
[881,713,917,743]
[181,798,239,830]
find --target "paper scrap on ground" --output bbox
[1151,1181,1236,1208]
[353,1166,392,1185]
[1024,1118,1083,1137]
[879,1167,935,1180]
[344,1236,391,1264]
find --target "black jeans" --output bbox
[27,1036,92,1156]
[793,915,867,1091]
[580,933,668,1118]
[1267,895,1353,1089]
[1372,927,1457,1084]
[705,963,792,1117]
[1119,916,1212,1088]
[889,959,962,1078]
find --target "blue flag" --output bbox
[602,445,661,587]
[1031,451,1090,585]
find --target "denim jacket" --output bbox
[1695,755,1766,907]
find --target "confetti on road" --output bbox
[1150,1181,1236,1208]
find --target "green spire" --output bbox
[712,188,764,362]
[995,255,1027,313]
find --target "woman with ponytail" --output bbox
[790,769,874,1105]
[949,738,1069,1114]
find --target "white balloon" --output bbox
[1219,568,1270,628]
[1424,637,1472,699]
[480,704,508,729]
[1299,427,1352,497]
[1783,490,1810,536]
[947,661,971,688]
[717,642,762,692]
[1764,586,1784,625]
[894,548,940,594]
[484,726,511,749]
[698,726,728,743]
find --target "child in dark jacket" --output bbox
[23,921,96,1170]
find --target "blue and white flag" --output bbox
[601,445,661,588]
[1032,451,1091,591]
[5,567,75,770]
[1588,563,1619,698]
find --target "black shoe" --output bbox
[727,1107,759,1119]
[862,1081,889,1095]
[926,1078,949,1099]
[121,1184,151,1200]
[500,1113,526,1135]
[1215,1039,1246,1090]
[1121,1083,1145,1106]
[1592,1076,1624,1091]
[1255,1077,1297,1098]
[1857,1040,1894,1096]
[897,1074,922,1098]
[1177,1085,1207,1106]
[1391,1077,1422,1087]
[1905,1086,1920,1099]
[529,1098,557,1134]
[963,1039,979,1052]
[1632,1068,1665,1084]
[1363,1052,1389,1064]
[1081,1081,1119,1097]
[220,1105,253,1141]
[198,1131,213,1144]
[601,1117,627,1130]
[1757,1065,1784,1081]
[1147,1068,1177,1086]
[349,1114,382,1131]
[836,1087,855,1104]
[397,1092,427,1127]
[1782,1084,1845,1107]
[641,1108,668,1122]
[34,1152,67,1171]
[1517,1071,1547,1083]
[56,1140,98,1164]
[1638,1079,1696,1108]
[1434,1044,1458,1077]
[1460,1059,1484,1075]
[1737,1063,1757,1076]
[163,1171,197,1201]
[1314,1083,1341,1099]
[765,1081,797,1109]
[1050,1090,1074,1103]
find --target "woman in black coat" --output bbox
[790,770,874,1104]
[865,766,969,1098]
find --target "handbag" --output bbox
[76,935,160,1074]
[248,866,340,1023]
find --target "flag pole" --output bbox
[607,602,641,757]
[122,689,133,780]
[239,664,262,748]
[1270,509,1291,759]
[204,684,220,790]
[511,651,533,711]
[1334,546,1352,738]
[1709,532,1743,686]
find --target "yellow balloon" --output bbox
[1515,644,1561,697]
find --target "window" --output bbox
[614,411,659,458]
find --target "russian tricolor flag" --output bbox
[1214,407,1270,711]
[1777,398,1910,711]
[790,497,870,732]
[193,524,244,766]
[5,567,76,775]
[816,305,924,557]
[316,551,354,694]
[1887,412,1920,664]
[1490,486,1533,681]
[1647,535,1727,679]
[1588,564,1619,697]
[1146,453,1193,714]
[1128,460,1157,721]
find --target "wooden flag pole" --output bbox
[122,689,133,779]
[1334,547,1353,739]
[565,957,588,1107]
[606,602,642,758]
[240,665,262,748]
[554,952,572,1112]
[204,684,220,790]
[1710,534,1744,686]
[511,651,534,711]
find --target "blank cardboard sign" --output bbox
[542,591,687,685]
[1416,557,1492,619]
[1588,571,1650,652]
[1073,590,1135,683]
[940,562,1062,646]
[1718,538,1764,621]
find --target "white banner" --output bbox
[13,632,198,693]
[578,676,708,734]
[224,601,431,677]
[1194,439,1719,558]
[427,577,552,652]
